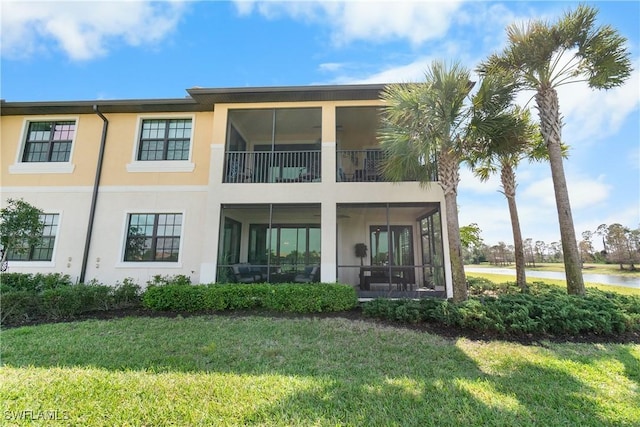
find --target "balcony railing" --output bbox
[224,149,427,183]
[224,151,321,183]
[337,149,432,182]
[336,149,389,182]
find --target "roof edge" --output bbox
[1,83,389,116]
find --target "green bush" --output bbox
[362,282,640,337]
[1,273,143,325]
[0,272,73,293]
[146,274,192,287]
[112,278,142,308]
[142,282,357,314]
[1,290,41,324]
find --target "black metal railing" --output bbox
[336,149,434,182]
[224,151,321,183]
[336,149,388,182]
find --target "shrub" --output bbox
[0,273,143,325]
[146,274,192,288]
[142,282,357,314]
[1,290,41,324]
[112,278,142,308]
[0,272,73,293]
[361,281,640,337]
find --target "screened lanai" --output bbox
[216,204,321,283]
[336,202,446,298]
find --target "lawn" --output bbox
[467,262,640,278]
[465,271,640,296]
[2,315,639,426]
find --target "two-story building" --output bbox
[1,84,452,298]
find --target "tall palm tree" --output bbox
[379,61,515,302]
[478,5,632,295]
[379,61,471,302]
[468,105,545,292]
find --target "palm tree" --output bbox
[379,61,516,302]
[468,105,544,292]
[379,61,471,301]
[478,5,632,295]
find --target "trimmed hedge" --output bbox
[142,282,358,313]
[362,281,640,336]
[1,274,142,325]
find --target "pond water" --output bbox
[464,267,640,289]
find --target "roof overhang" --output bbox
[186,84,387,104]
[1,83,388,116]
[0,98,202,116]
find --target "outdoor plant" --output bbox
[354,243,368,266]
[362,281,640,336]
[0,198,44,272]
[142,282,358,314]
[479,4,632,295]
[0,273,143,326]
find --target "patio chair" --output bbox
[227,158,252,183]
[364,158,379,181]
[298,162,321,182]
[231,264,263,283]
[294,266,320,283]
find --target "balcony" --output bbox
[224,150,321,183]
[336,149,388,182]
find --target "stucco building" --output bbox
[1,84,452,298]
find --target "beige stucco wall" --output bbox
[1,97,453,297]
[2,114,104,187]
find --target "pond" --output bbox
[464,267,640,289]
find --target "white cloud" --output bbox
[521,174,611,211]
[233,0,464,46]
[1,0,187,61]
[318,62,345,72]
[458,167,502,195]
[556,58,640,146]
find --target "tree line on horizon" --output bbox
[462,222,640,271]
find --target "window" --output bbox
[248,224,320,271]
[22,121,75,163]
[7,214,59,261]
[124,213,182,262]
[138,119,191,161]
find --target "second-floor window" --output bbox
[138,119,192,161]
[22,121,75,162]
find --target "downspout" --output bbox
[79,106,108,283]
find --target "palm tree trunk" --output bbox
[438,149,467,302]
[536,87,586,295]
[501,161,527,292]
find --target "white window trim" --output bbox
[116,209,186,268]
[5,210,62,266]
[9,162,76,174]
[9,117,79,174]
[126,114,196,173]
[126,161,194,173]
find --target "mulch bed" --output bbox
[4,306,639,345]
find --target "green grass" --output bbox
[467,262,640,277]
[466,271,640,296]
[2,316,639,426]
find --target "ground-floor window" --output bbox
[7,213,59,261]
[124,213,182,262]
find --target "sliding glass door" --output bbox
[370,225,413,267]
[249,224,320,272]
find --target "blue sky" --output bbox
[2,0,639,249]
